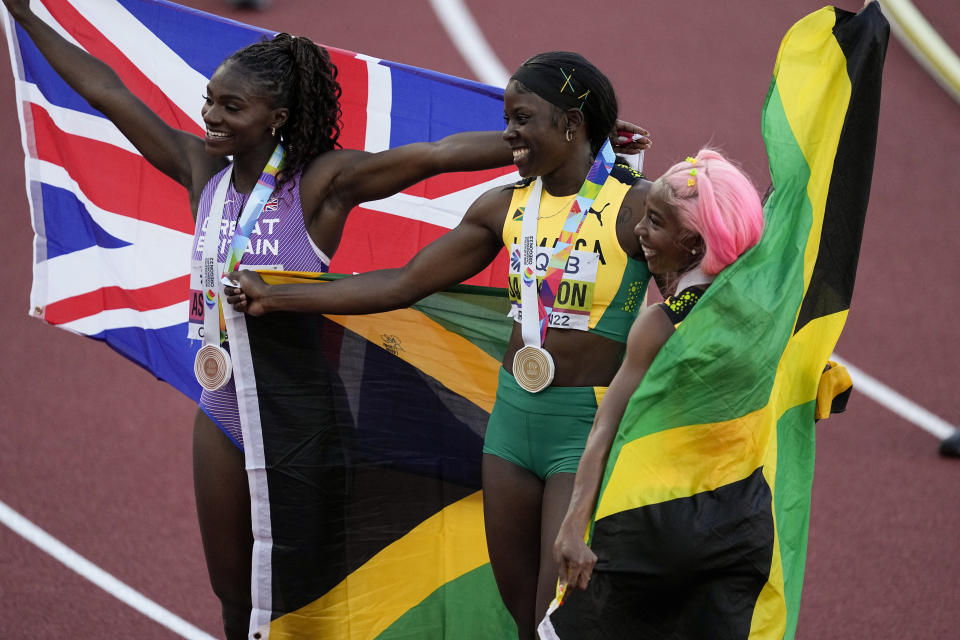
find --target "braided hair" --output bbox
[225,33,342,185]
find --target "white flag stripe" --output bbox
[361,170,520,228]
[357,54,392,153]
[68,0,209,130]
[30,158,190,244]
[59,300,188,334]
[39,236,192,303]
[21,86,140,154]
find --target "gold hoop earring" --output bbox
[565,130,574,143]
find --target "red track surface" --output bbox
[1,1,957,638]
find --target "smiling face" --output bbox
[201,62,287,158]
[635,182,700,276]
[501,81,571,179]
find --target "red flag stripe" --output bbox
[331,206,507,287]
[31,103,194,234]
[43,275,190,325]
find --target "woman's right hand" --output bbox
[554,521,597,593]
[224,271,271,316]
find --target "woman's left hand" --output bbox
[611,119,651,155]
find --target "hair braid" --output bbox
[226,33,342,187]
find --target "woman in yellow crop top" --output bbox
[227,51,651,638]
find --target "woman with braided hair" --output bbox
[0,1,558,636]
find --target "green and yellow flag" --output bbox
[544,5,887,639]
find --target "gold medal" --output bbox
[194,343,232,391]
[512,345,555,393]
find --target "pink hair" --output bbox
[653,148,764,275]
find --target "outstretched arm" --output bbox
[553,305,674,593]
[4,0,212,191]
[226,186,509,315]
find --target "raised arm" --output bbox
[226,185,510,315]
[4,0,212,192]
[553,305,675,593]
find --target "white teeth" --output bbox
[207,130,230,139]
[512,148,529,163]
[642,246,655,258]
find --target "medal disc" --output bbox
[512,345,555,393]
[194,343,232,391]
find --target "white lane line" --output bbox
[428,0,510,87]
[832,355,956,440]
[0,499,217,640]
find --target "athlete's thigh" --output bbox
[192,408,251,599]
[536,472,577,621]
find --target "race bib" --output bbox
[506,244,598,331]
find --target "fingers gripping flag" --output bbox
[3,0,516,401]
[542,5,888,640]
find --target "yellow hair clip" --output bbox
[687,177,696,187]
[685,156,697,164]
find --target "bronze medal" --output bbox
[512,345,555,393]
[194,343,232,391]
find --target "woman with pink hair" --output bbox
[546,148,764,637]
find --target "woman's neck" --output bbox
[231,143,277,193]
[541,146,594,196]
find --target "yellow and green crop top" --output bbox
[501,164,650,343]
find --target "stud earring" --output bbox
[690,248,697,255]
[565,130,573,143]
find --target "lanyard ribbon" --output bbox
[518,140,616,348]
[200,144,284,346]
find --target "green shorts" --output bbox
[483,368,607,479]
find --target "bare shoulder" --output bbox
[626,303,676,363]
[296,148,369,215]
[461,182,517,230]
[616,178,652,259]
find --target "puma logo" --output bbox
[587,202,610,226]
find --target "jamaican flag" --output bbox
[225,274,516,639]
[542,4,887,640]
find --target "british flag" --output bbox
[3,0,516,401]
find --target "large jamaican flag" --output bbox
[542,4,888,639]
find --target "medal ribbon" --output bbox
[518,140,616,347]
[200,144,285,346]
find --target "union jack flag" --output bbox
[3,0,516,401]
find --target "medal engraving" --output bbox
[194,343,232,391]
[512,345,555,393]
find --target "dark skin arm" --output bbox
[296,132,515,257]
[298,121,651,257]
[227,185,512,315]
[228,173,652,315]
[553,303,676,592]
[3,0,218,210]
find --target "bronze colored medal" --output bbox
[512,345,555,393]
[194,343,232,391]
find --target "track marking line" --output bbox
[0,499,217,640]
[428,0,510,87]
[832,354,956,440]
